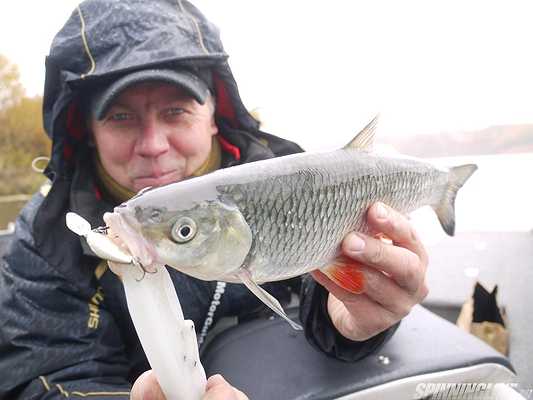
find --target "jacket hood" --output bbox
[43,0,271,178]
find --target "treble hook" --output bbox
[134,258,157,282]
[94,226,110,235]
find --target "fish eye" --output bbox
[171,217,197,243]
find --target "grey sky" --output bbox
[1,1,533,150]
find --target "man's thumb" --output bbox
[130,370,166,400]
[204,374,249,400]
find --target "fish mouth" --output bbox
[103,210,157,268]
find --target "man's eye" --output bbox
[109,112,133,121]
[165,107,185,116]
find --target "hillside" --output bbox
[382,124,533,157]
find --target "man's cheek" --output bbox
[168,135,203,157]
[111,140,136,163]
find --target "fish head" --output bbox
[112,182,253,281]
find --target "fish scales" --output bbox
[218,150,446,283]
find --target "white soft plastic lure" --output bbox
[66,212,133,264]
[66,212,206,400]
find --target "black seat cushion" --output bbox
[201,305,514,400]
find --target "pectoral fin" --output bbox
[236,269,303,331]
[321,256,365,294]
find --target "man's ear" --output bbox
[86,127,96,148]
[84,112,97,148]
[210,117,219,137]
[78,94,96,140]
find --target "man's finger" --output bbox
[130,370,166,400]
[328,292,398,341]
[341,232,424,295]
[356,264,416,317]
[367,202,428,266]
[205,374,227,391]
[313,266,416,317]
[204,375,249,400]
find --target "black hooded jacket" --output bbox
[0,1,397,398]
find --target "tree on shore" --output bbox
[0,54,49,195]
[0,54,24,111]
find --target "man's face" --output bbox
[90,82,218,192]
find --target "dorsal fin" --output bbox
[343,114,379,151]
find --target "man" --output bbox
[0,1,428,399]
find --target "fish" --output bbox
[103,116,477,329]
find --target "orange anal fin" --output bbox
[321,256,365,294]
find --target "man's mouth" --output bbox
[132,170,181,190]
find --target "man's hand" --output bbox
[312,202,429,341]
[130,370,248,400]
[203,375,249,400]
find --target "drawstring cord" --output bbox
[31,156,50,173]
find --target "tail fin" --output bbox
[433,164,478,236]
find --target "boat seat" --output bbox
[201,305,516,400]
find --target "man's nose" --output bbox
[135,120,170,158]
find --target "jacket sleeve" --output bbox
[299,274,400,362]
[0,209,132,399]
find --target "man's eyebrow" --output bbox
[108,102,132,110]
[167,96,194,104]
